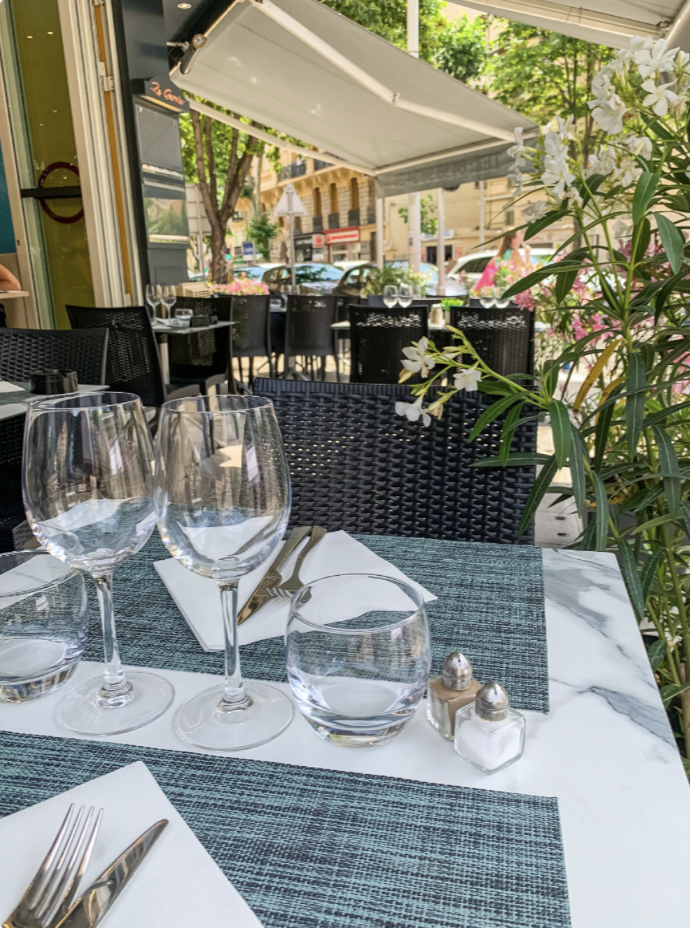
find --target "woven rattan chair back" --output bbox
[349,304,429,385]
[66,304,165,407]
[167,295,227,377]
[254,378,536,544]
[0,327,109,384]
[285,294,337,359]
[0,412,26,552]
[450,304,534,377]
[229,295,271,357]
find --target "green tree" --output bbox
[486,21,615,164]
[434,14,486,82]
[398,194,437,236]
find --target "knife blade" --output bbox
[237,525,311,625]
[54,819,168,928]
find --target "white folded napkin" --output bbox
[0,381,22,393]
[155,530,436,651]
[0,761,263,928]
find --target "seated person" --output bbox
[0,263,21,291]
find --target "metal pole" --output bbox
[407,0,421,275]
[375,196,384,268]
[287,184,297,289]
[437,188,445,296]
[479,179,486,246]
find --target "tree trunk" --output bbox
[210,226,228,284]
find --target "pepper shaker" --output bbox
[426,651,481,740]
[453,681,525,774]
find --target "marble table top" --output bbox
[0,547,686,926]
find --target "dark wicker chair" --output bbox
[349,304,429,385]
[284,294,339,381]
[449,304,534,377]
[66,305,197,408]
[254,378,537,544]
[0,327,109,384]
[168,295,231,393]
[0,413,31,553]
[223,295,273,392]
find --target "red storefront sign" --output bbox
[326,227,360,244]
[312,233,326,248]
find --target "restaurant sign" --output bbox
[326,227,359,244]
[312,233,326,248]
[132,76,189,113]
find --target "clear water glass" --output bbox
[174,308,193,328]
[398,284,413,308]
[22,392,174,734]
[0,550,88,702]
[145,284,161,321]
[161,285,177,318]
[154,395,293,751]
[383,285,398,309]
[286,574,431,746]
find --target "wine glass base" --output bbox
[174,682,294,752]
[56,670,175,736]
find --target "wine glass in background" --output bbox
[398,284,413,309]
[383,285,398,309]
[174,308,194,328]
[161,286,177,320]
[154,395,293,751]
[22,392,174,735]
[145,284,161,322]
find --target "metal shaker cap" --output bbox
[441,651,473,690]
[475,681,509,721]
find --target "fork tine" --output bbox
[32,805,88,917]
[25,804,79,908]
[41,807,103,925]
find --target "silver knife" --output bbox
[237,525,311,625]
[54,819,168,928]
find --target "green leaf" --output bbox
[468,394,522,442]
[641,547,666,598]
[655,213,685,273]
[471,452,552,468]
[661,682,690,704]
[593,398,615,472]
[632,173,660,226]
[633,512,677,534]
[569,423,587,520]
[631,218,652,265]
[542,359,560,399]
[524,205,567,241]
[679,500,690,541]
[625,353,647,456]
[499,402,524,466]
[502,261,583,299]
[516,456,558,541]
[548,400,571,468]
[653,425,681,515]
[554,265,578,304]
[647,637,667,672]
[591,471,609,551]
[618,539,645,622]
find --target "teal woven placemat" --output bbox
[88,533,549,712]
[0,732,571,928]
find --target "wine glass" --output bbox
[145,284,161,321]
[161,285,177,319]
[383,285,398,309]
[154,395,293,751]
[22,392,175,735]
[398,284,413,309]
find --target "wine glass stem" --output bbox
[94,574,133,706]
[219,580,252,711]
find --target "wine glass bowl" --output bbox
[22,392,174,734]
[383,285,398,309]
[154,394,293,751]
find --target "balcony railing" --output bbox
[348,209,360,226]
[313,159,330,172]
[312,215,323,233]
[328,212,340,229]
[277,160,307,181]
[366,207,376,225]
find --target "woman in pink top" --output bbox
[475,230,532,290]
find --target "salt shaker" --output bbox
[453,681,525,774]
[426,651,481,740]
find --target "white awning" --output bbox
[171,0,535,184]
[453,0,689,50]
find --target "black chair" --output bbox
[0,327,109,384]
[349,304,429,385]
[226,295,273,393]
[449,304,535,377]
[0,414,31,553]
[168,295,231,393]
[255,378,536,543]
[66,305,198,408]
[284,294,339,381]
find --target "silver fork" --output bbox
[3,803,103,928]
[267,526,327,599]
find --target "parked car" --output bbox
[334,261,468,299]
[263,263,345,295]
[447,249,553,291]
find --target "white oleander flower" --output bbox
[586,148,617,178]
[542,158,576,198]
[544,130,569,161]
[676,50,690,70]
[590,69,614,102]
[555,115,577,141]
[622,135,653,160]
[614,156,643,188]
[641,79,679,117]
[589,94,626,134]
[665,630,682,650]
[613,219,632,240]
[637,38,678,78]
[523,200,548,221]
[567,188,584,209]
[401,337,435,377]
[507,169,524,196]
[454,368,482,393]
[395,396,431,427]
[508,126,529,167]
[630,35,654,62]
